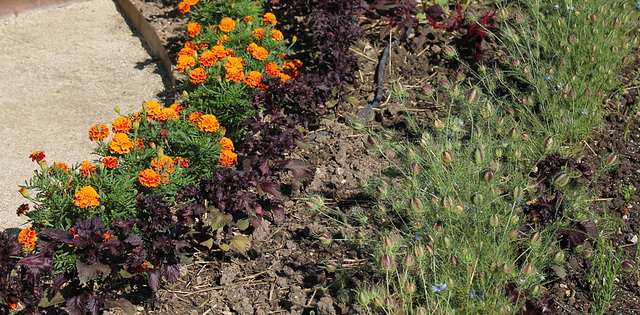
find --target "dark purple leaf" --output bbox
[87,294,107,315]
[424,5,444,20]
[147,268,161,292]
[17,253,53,277]
[260,181,282,199]
[67,293,89,315]
[272,206,285,222]
[284,159,316,184]
[76,261,110,284]
[164,264,180,284]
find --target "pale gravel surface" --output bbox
[0,0,166,231]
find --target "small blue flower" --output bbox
[545,75,551,81]
[581,109,588,115]
[470,290,485,300]
[636,1,640,9]
[432,282,448,292]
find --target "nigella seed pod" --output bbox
[568,34,577,43]
[581,249,593,259]
[502,262,514,275]
[491,159,501,171]
[403,254,416,267]
[562,92,569,99]
[381,254,394,270]
[512,150,522,159]
[442,151,454,164]
[473,148,485,164]
[563,83,571,92]
[443,195,454,211]
[621,260,635,272]
[554,251,565,264]
[433,118,444,129]
[559,57,567,65]
[318,234,333,246]
[367,134,381,148]
[442,236,452,248]
[589,14,597,21]
[530,231,541,246]
[372,296,384,308]
[455,71,466,83]
[553,173,571,188]
[513,59,521,67]
[466,87,480,104]
[513,186,524,201]
[522,132,530,140]
[383,235,396,249]
[472,193,484,206]
[590,56,596,62]
[489,261,500,272]
[455,203,465,214]
[382,130,394,140]
[604,152,618,167]
[409,162,420,175]
[522,65,530,74]
[449,85,460,97]
[511,215,520,225]
[530,284,541,297]
[414,244,425,258]
[356,177,367,186]
[522,264,535,276]
[448,255,459,266]
[325,263,337,273]
[406,282,417,294]
[543,136,554,151]
[421,84,435,97]
[480,169,494,182]
[442,45,457,59]
[547,67,555,74]
[490,215,500,227]
[509,128,520,139]
[378,180,388,195]
[411,197,423,213]
[478,64,487,73]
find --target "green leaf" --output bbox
[120,269,134,279]
[219,243,231,251]
[38,291,65,307]
[345,96,360,106]
[230,234,251,252]
[200,238,214,249]
[236,219,250,231]
[209,210,233,231]
[77,261,111,284]
[550,265,567,279]
[325,99,339,109]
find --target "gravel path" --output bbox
[0,0,166,232]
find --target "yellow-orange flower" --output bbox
[189,67,207,84]
[178,1,190,14]
[73,186,100,208]
[176,55,196,73]
[262,12,277,26]
[151,155,175,173]
[184,0,199,5]
[178,46,196,57]
[211,45,228,60]
[88,124,110,141]
[252,46,269,61]
[198,114,220,132]
[265,62,280,76]
[244,16,255,22]
[218,137,235,151]
[16,203,29,216]
[246,42,258,54]
[216,34,230,45]
[174,156,190,168]
[224,57,244,73]
[112,116,132,133]
[184,41,195,50]
[271,29,284,41]
[18,227,37,251]
[109,133,135,154]
[219,17,236,32]
[187,22,201,37]
[136,138,145,150]
[195,41,209,51]
[80,161,96,177]
[252,28,265,39]
[103,232,113,241]
[243,71,262,88]
[198,50,217,67]
[103,156,118,169]
[170,103,183,116]
[188,112,203,124]
[225,48,236,57]
[29,150,46,162]
[225,71,245,82]
[219,149,238,166]
[144,101,163,120]
[138,169,161,187]
[53,162,70,173]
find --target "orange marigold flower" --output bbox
[144,101,163,120]
[19,187,29,198]
[244,16,255,22]
[136,138,144,150]
[176,55,196,73]
[219,17,236,33]
[279,72,293,82]
[29,150,46,162]
[265,62,280,76]
[151,155,175,173]
[216,34,230,45]
[224,57,244,73]
[178,46,196,57]
[198,114,220,132]
[174,157,190,168]
[184,41,195,50]
[9,303,18,311]
[219,149,238,166]
[189,67,207,84]
[109,133,135,154]
[198,50,218,67]
[188,112,203,124]
[270,29,284,41]
[252,46,269,61]
[184,0,199,5]
[195,41,209,51]
[16,203,29,216]
[170,103,183,116]
[112,116,132,133]
[211,45,227,60]
[103,156,119,169]
[225,71,245,82]
[88,123,110,141]
[139,169,161,187]
[129,112,142,123]
[103,232,113,241]
[243,71,262,88]
[80,161,96,177]
[187,22,201,37]
[224,48,235,57]
[252,28,265,39]
[177,1,190,14]
[18,227,37,251]
[262,12,277,26]
[246,42,258,54]
[218,137,235,151]
[73,186,100,208]
[53,162,70,173]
